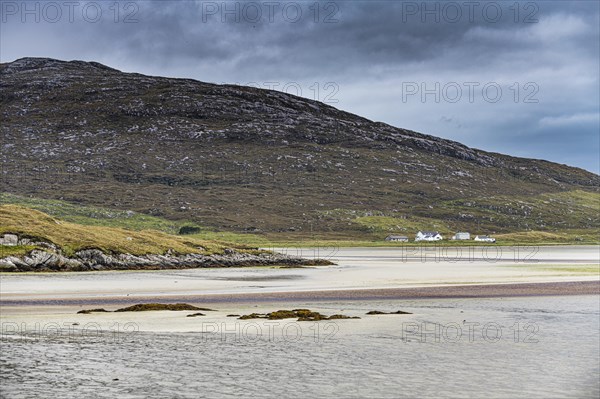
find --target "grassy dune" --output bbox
[0,205,233,257]
[0,193,188,233]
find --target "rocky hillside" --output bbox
[1,57,598,237]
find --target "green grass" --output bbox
[258,239,598,248]
[0,193,187,234]
[318,190,600,245]
[495,229,600,245]
[186,230,271,246]
[0,245,37,258]
[1,192,598,251]
[0,193,272,246]
[353,215,453,235]
[0,205,246,257]
[439,190,600,232]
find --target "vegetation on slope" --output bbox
[340,190,600,237]
[1,58,599,238]
[0,192,188,234]
[1,193,598,249]
[0,205,232,257]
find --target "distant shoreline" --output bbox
[262,242,600,249]
[2,281,598,308]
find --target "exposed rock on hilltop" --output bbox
[1,57,598,237]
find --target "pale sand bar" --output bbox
[1,246,598,308]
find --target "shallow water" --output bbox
[1,295,598,398]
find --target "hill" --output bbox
[1,57,598,240]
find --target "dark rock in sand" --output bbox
[77,308,110,314]
[114,303,215,312]
[186,313,205,317]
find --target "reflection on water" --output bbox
[1,295,599,398]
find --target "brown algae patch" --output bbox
[238,309,360,321]
[114,303,215,312]
[77,303,216,314]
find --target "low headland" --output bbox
[0,205,332,272]
[1,195,598,272]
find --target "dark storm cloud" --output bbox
[1,0,598,172]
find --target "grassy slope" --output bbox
[0,205,235,257]
[0,192,188,233]
[1,192,273,244]
[1,192,598,250]
[340,190,599,242]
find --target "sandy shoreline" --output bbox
[1,280,598,308]
[1,246,597,312]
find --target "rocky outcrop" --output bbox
[0,237,332,272]
[0,234,18,246]
[0,233,57,248]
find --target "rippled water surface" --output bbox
[1,295,599,398]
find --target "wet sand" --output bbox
[1,281,598,308]
[2,246,598,398]
[2,295,598,398]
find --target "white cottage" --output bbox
[415,231,443,242]
[452,232,471,240]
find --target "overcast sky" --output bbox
[1,0,598,172]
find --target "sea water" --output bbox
[1,295,598,398]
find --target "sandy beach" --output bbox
[1,246,599,398]
[0,245,598,318]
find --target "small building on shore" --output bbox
[385,235,409,242]
[415,231,443,242]
[452,232,471,240]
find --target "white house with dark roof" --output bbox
[415,231,443,241]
